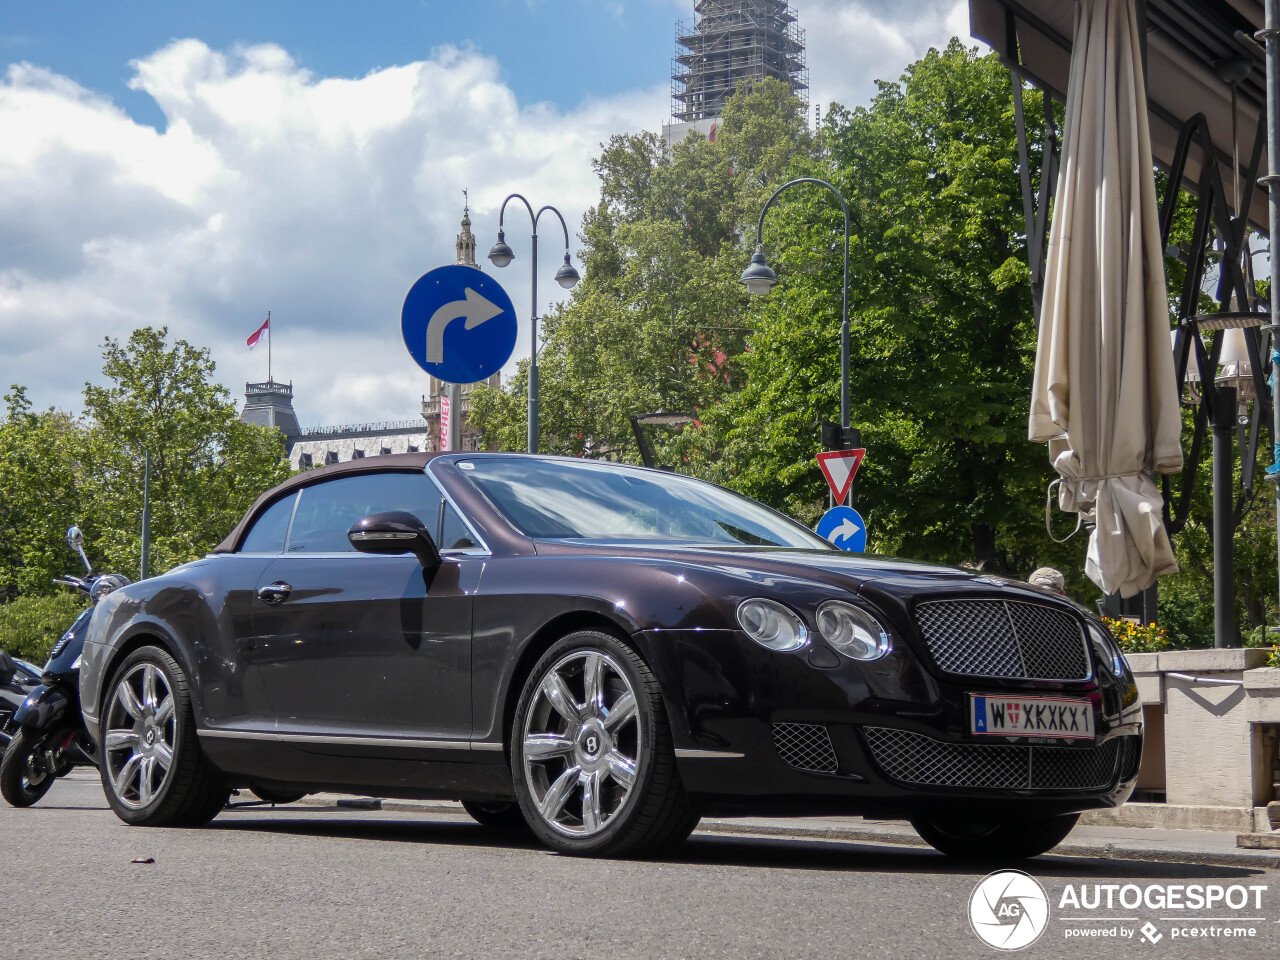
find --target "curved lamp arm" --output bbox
[752,177,852,431]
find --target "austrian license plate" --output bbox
[969,694,1094,740]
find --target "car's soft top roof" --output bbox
[212,452,446,554]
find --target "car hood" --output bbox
[532,541,1065,604]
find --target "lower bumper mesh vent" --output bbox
[772,723,838,774]
[863,726,1130,791]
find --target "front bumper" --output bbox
[642,627,1143,819]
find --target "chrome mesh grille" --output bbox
[914,600,1089,680]
[863,726,1124,791]
[772,723,838,774]
[1119,736,1142,782]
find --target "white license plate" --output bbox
[969,694,1094,740]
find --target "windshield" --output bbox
[459,457,832,550]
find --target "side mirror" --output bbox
[347,511,440,569]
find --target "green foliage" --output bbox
[0,592,89,665]
[698,42,1077,581]
[471,78,815,462]
[0,388,86,602]
[0,327,290,596]
[77,327,291,576]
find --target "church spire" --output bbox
[456,188,477,268]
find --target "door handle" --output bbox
[257,581,292,605]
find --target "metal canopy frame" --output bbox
[974,0,1279,639]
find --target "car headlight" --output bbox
[1086,620,1127,677]
[736,599,808,652]
[816,601,891,661]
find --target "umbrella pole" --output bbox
[1265,0,1280,642]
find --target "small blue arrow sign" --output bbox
[401,265,517,384]
[816,506,867,553]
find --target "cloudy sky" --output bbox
[0,0,973,429]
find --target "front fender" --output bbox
[16,686,70,733]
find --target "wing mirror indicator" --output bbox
[347,511,441,569]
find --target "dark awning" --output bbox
[970,0,1268,228]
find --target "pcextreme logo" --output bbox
[969,870,1050,950]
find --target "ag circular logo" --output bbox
[969,870,1049,950]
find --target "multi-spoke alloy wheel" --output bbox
[98,646,227,827]
[512,631,697,857]
[522,649,641,838]
[104,662,177,810]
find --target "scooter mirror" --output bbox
[66,525,91,574]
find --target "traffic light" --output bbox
[820,420,861,451]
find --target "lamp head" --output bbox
[739,245,778,295]
[555,253,580,290]
[487,230,515,268]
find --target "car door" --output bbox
[250,470,476,745]
[202,490,299,732]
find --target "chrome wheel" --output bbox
[521,649,642,838]
[103,662,177,810]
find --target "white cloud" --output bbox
[795,0,983,119]
[0,40,666,426]
[0,5,968,428]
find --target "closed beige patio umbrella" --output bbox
[1029,0,1183,598]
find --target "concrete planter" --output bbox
[1128,648,1276,811]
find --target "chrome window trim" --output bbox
[425,459,492,556]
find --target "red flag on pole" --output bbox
[246,316,270,349]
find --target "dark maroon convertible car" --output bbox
[79,453,1141,858]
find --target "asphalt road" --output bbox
[5,770,1278,960]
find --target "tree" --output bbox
[696,42,1078,579]
[75,327,291,576]
[0,387,86,601]
[471,79,818,462]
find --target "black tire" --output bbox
[250,787,307,805]
[511,630,695,857]
[911,812,1079,860]
[461,799,528,829]
[0,728,56,808]
[99,645,228,827]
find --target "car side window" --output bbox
[239,493,297,554]
[286,473,442,554]
[440,502,477,550]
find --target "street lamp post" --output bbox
[740,177,852,431]
[488,194,580,454]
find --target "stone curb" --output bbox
[287,795,1280,870]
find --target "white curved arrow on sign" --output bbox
[827,518,861,545]
[425,287,504,364]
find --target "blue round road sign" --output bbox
[401,265,517,384]
[816,506,867,553]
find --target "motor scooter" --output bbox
[0,526,129,807]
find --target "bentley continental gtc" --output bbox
[79,453,1142,858]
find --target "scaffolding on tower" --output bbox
[671,0,808,122]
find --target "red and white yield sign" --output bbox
[816,449,865,502]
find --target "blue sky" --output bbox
[2,1,677,127]
[0,1,969,427]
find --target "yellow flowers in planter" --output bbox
[1101,617,1171,654]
